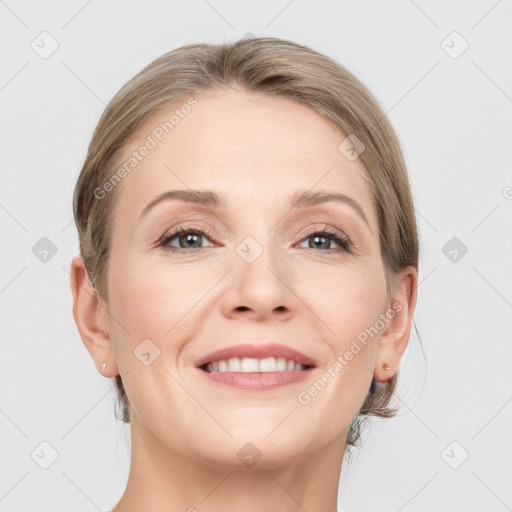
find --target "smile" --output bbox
[201,356,311,373]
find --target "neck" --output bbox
[111,414,346,512]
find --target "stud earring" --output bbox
[382,362,390,371]
[102,362,107,372]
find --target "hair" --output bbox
[73,36,420,450]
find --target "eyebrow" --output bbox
[139,189,370,228]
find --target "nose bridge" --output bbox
[231,208,280,272]
[235,228,284,289]
[222,223,295,318]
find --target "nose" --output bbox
[219,238,297,322]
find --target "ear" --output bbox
[374,265,418,383]
[70,255,119,377]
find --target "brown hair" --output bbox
[73,37,420,450]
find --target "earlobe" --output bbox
[374,266,418,382]
[70,255,118,377]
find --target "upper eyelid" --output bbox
[161,222,347,238]
[159,223,217,244]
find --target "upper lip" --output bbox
[194,343,317,368]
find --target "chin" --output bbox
[186,427,316,471]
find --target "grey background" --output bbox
[1,1,511,511]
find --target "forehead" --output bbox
[111,88,376,229]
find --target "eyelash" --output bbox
[157,223,353,254]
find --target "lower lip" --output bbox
[197,367,315,390]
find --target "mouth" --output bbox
[199,357,314,373]
[194,343,317,390]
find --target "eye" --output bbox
[158,225,217,252]
[158,224,353,254]
[296,226,352,253]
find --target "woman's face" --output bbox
[90,88,413,467]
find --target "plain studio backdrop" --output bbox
[0,1,511,511]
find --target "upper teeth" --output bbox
[204,357,307,373]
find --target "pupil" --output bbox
[181,233,200,248]
[311,235,329,250]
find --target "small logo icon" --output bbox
[32,237,58,263]
[134,338,161,366]
[31,441,59,469]
[237,442,263,468]
[236,236,264,264]
[442,236,468,263]
[31,31,59,59]
[338,134,365,161]
[441,440,469,469]
[441,31,469,59]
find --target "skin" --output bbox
[70,87,417,512]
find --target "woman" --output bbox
[70,37,419,512]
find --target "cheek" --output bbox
[292,269,386,438]
[112,252,198,318]
[296,261,388,346]
[106,257,205,424]
[112,270,173,338]
[108,255,218,360]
